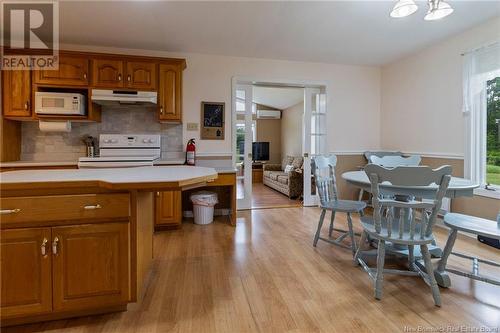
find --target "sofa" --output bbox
[263,156,304,199]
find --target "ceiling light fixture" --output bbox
[390,0,454,20]
[424,0,454,21]
[390,0,418,18]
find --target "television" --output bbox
[252,142,269,162]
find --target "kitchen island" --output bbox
[0,166,219,326]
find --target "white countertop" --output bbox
[153,158,185,165]
[0,160,237,174]
[1,166,218,191]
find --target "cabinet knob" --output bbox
[160,107,163,115]
[41,238,48,256]
[24,101,29,110]
[84,204,102,210]
[0,208,21,215]
[52,237,59,255]
[127,75,131,82]
[83,72,87,79]
[118,74,122,81]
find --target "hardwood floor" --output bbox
[237,179,302,209]
[251,183,302,209]
[4,207,499,332]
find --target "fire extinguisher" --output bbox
[185,138,196,165]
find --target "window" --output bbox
[463,43,500,197]
[235,121,256,163]
[486,77,500,188]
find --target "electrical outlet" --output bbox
[186,123,198,131]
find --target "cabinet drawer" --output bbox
[0,194,130,226]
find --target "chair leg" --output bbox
[421,244,442,307]
[408,245,415,270]
[358,189,364,202]
[375,240,386,300]
[354,230,367,265]
[313,209,326,247]
[346,213,357,256]
[328,211,336,237]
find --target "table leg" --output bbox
[434,228,458,288]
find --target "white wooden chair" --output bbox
[359,154,421,205]
[312,155,366,257]
[433,213,500,287]
[369,155,422,168]
[355,164,452,306]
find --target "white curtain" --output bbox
[463,42,500,183]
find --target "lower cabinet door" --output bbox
[155,191,182,227]
[52,222,130,312]
[0,228,52,318]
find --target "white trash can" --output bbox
[190,191,218,225]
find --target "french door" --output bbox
[234,84,253,210]
[303,87,327,206]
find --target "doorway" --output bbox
[232,78,327,210]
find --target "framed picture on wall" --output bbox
[201,102,225,140]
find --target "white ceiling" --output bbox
[59,1,500,66]
[253,86,303,110]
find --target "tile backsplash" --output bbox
[21,107,183,161]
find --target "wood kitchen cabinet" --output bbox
[0,193,131,323]
[92,59,157,90]
[52,222,130,312]
[34,54,89,86]
[0,228,52,318]
[92,59,125,88]
[2,70,32,118]
[126,61,157,90]
[158,63,182,122]
[155,191,182,228]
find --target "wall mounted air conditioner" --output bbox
[256,110,281,119]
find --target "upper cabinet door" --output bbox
[0,228,52,319]
[51,222,130,312]
[126,61,156,90]
[92,59,124,88]
[34,55,89,86]
[158,63,182,122]
[2,70,32,118]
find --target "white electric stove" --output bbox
[78,134,161,168]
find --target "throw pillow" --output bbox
[284,164,294,173]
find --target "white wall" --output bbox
[281,102,304,158]
[61,43,381,155]
[381,17,500,157]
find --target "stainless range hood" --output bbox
[91,89,157,105]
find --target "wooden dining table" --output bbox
[341,170,479,287]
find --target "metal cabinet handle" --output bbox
[41,238,48,256]
[84,204,102,210]
[118,74,122,81]
[52,237,59,255]
[127,75,131,82]
[0,208,21,215]
[24,101,29,110]
[83,72,87,79]
[160,107,163,115]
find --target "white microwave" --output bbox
[35,92,86,115]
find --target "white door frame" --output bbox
[233,83,254,210]
[231,76,329,210]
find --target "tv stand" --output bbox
[252,162,265,183]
